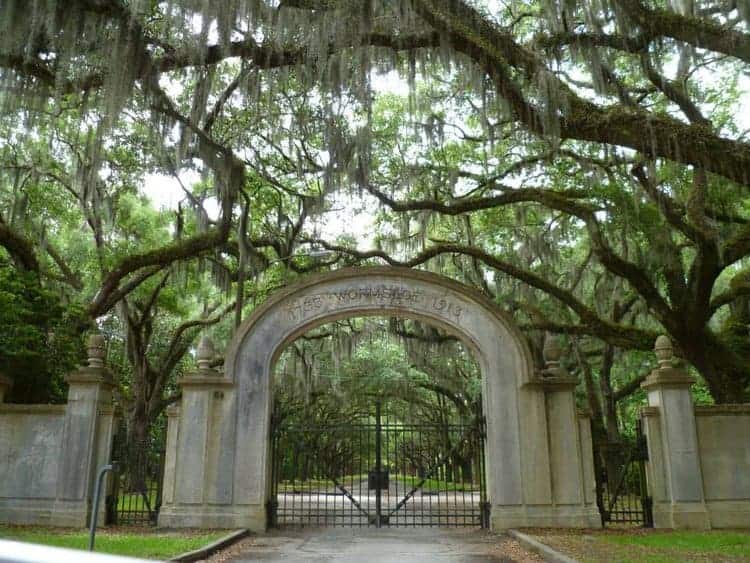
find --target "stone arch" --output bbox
[159,267,601,530]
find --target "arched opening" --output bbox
[158,268,601,530]
[269,316,488,527]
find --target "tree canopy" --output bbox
[0,0,748,451]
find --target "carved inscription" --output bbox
[284,285,463,323]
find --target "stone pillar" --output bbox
[541,337,598,524]
[158,337,238,528]
[0,372,11,403]
[52,332,115,526]
[641,335,709,529]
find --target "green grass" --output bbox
[537,529,750,563]
[0,525,227,559]
[603,531,750,559]
[117,490,158,511]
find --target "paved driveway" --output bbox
[216,528,543,562]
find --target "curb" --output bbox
[169,529,250,562]
[508,530,578,563]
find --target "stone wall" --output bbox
[0,334,118,527]
[0,405,66,523]
[641,336,750,529]
[695,405,750,528]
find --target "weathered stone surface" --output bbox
[0,332,117,527]
[639,337,750,530]
[160,267,600,530]
[0,406,65,500]
[695,405,750,528]
[642,337,710,529]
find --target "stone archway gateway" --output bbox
[158,267,601,530]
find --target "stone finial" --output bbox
[196,336,215,370]
[87,332,106,368]
[641,334,693,391]
[543,334,563,368]
[540,334,573,382]
[654,335,674,368]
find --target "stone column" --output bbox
[0,372,11,403]
[529,336,601,527]
[641,335,709,529]
[53,332,115,526]
[158,337,238,528]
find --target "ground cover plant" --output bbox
[0,525,227,559]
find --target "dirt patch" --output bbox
[202,536,260,562]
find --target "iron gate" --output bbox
[594,418,653,527]
[269,402,489,528]
[106,417,166,525]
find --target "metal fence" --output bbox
[106,417,166,526]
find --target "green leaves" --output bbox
[0,267,84,403]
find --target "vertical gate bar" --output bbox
[269,420,276,528]
[293,436,298,526]
[375,401,382,528]
[394,421,406,526]
[358,420,362,526]
[456,433,461,526]
[411,424,417,527]
[315,433,320,528]
[479,417,492,528]
[423,425,431,526]
[365,418,370,526]
[461,426,467,527]
[434,432,440,526]
[443,451,448,527]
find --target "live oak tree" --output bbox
[1,1,749,419]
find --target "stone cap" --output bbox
[179,336,232,388]
[0,403,66,414]
[65,331,114,386]
[640,406,660,417]
[65,366,115,387]
[641,335,694,390]
[641,368,695,390]
[526,374,579,390]
[695,404,750,415]
[179,375,234,389]
[529,334,578,389]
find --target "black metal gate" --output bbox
[106,417,166,525]
[269,402,489,528]
[594,419,653,527]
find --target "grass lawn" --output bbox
[278,473,480,493]
[0,525,228,560]
[530,528,750,563]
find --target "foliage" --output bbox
[1,0,749,466]
[274,318,481,426]
[0,267,83,403]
